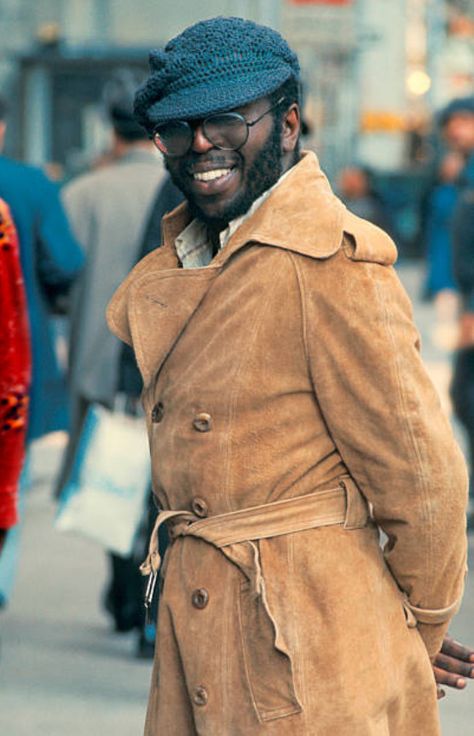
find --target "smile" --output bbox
[193,168,233,182]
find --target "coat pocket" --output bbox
[237,578,302,723]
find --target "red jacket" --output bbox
[0,199,30,529]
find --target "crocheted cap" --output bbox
[439,96,474,126]
[134,16,300,129]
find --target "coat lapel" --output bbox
[126,264,222,386]
[107,228,223,387]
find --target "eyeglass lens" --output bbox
[154,113,249,156]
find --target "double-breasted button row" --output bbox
[192,412,212,432]
[192,686,208,707]
[151,401,164,423]
[191,497,208,517]
[191,588,209,609]
[152,406,213,433]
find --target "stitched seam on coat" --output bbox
[371,266,433,596]
[286,253,309,382]
[236,580,262,723]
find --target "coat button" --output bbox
[151,402,164,423]
[192,412,212,432]
[191,588,209,609]
[191,497,208,518]
[193,686,208,706]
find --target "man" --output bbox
[0,95,83,604]
[442,97,474,529]
[108,18,469,735]
[55,77,174,653]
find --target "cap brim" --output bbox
[147,68,294,125]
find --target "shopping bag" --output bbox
[55,403,151,556]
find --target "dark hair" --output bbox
[0,95,8,121]
[269,76,301,111]
[109,102,148,142]
[269,76,301,156]
[103,70,148,142]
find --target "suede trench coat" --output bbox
[107,152,468,736]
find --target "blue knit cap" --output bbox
[439,96,474,127]
[134,16,300,129]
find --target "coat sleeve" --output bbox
[298,245,468,659]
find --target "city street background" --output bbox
[0,1,473,734]
[0,262,473,736]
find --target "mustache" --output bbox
[183,151,242,173]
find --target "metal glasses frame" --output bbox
[152,96,286,156]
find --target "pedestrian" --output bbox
[55,74,178,656]
[107,18,468,735]
[0,200,30,557]
[441,96,474,529]
[337,164,392,233]
[423,151,462,300]
[0,95,84,605]
[422,151,463,351]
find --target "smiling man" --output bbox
[107,17,469,736]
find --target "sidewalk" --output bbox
[0,262,472,735]
[0,435,151,736]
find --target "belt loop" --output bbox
[341,477,369,530]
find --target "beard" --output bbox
[165,120,284,228]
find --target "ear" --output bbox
[281,103,300,153]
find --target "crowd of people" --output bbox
[0,15,473,734]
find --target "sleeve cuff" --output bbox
[403,596,463,626]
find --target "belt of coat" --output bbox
[141,476,369,577]
[140,477,369,722]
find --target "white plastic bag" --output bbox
[55,403,151,556]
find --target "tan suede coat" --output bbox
[107,152,468,736]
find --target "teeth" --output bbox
[193,168,231,182]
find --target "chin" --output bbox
[190,196,247,228]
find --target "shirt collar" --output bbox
[175,167,293,268]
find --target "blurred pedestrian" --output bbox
[107,17,467,734]
[424,152,462,299]
[422,151,463,351]
[0,95,84,605]
[0,200,30,557]
[55,73,178,656]
[337,164,392,233]
[442,96,474,528]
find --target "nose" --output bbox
[191,123,214,153]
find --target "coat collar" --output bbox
[106,151,396,385]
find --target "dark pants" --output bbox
[105,495,168,632]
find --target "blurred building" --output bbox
[0,0,472,181]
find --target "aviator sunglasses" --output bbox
[151,97,286,157]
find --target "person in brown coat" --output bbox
[107,17,469,735]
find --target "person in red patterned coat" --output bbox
[0,199,30,555]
